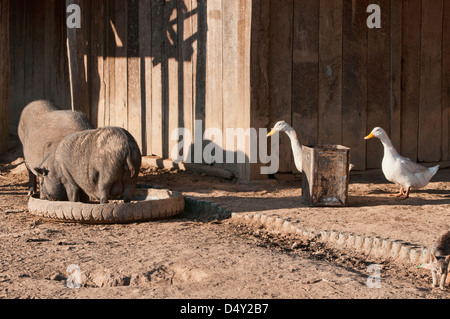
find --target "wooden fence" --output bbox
[6,0,450,179]
[254,0,450,173]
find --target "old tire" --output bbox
[28,188,185,224]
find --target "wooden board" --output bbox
[318,0,343,146]
[342,0,367,171]
[66,0,90,116]
[150,0,165,157]
[249,0,270,179]
[104,0,116,127]
[166,0,179,162]
[139,0,152,156]
[400,0,421,162]
[418,0,443,162]
[113,0,128,128]
[127,0,142,150]
[178,0,194,162]
[90,0,106,128]
[366,0,391,169]
[0,0,10,153]
[204,0,224,166]
[268,0,293,173]
[292,0,319,157]
[390,0,403,152]
[442,0,450,161]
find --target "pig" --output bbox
[35,127,142,204]
[18,100,93,195]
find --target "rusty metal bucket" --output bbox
[301,145,350,207]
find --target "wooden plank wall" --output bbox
[8,0,253,178]
[9,0,71,135]
[8,0,450,178]
[263,0,450,173]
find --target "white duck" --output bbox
[267,120,355,173]
[364,127,439,199]
[267,121,303,172]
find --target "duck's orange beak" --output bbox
[267,129,277,137]
[364,132,375,140]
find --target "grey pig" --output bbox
[18,100,93,195]
[35,127,142,203]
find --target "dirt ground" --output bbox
[1,136,449,300]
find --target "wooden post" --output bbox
[0,0,10,154]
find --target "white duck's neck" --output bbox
[284,128,303,171]
[379,134,399,158]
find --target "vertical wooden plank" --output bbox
[318,0,343,145]
[139,0,152,155]
[366,0,391,169]
[66,0,90,116]
[401,0,421,162]
[151,0,164,157]
[292,0,319,157]
[268,0,293,173]
[114,0,128,128]
[342,0,367,171]
[390,0,402,152]
[204,0,223,166]
[104,0,115,126]
[44,0,56,103]
[127,0,142,150]
[166,0,179,160]
[222,0,252,178]
[9,0,24,129]
[55,0,70,109]
[222,0,240,173]
[192,0,207,165]
[33,0,45,100]
[90,0,106,128]
[178,0,194,162]
[24,0,34,106]
[249,0,270,179]
[151,1,167,156]
[418,0,443,162]
[442,0,450,161]
[0,0,10,153]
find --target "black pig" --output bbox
[35,127,142,204]
[18,100,93,195]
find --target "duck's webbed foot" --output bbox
[392,187,404,198]
[398,187,411,200]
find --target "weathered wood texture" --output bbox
[7,0,450,179]
[261,0,449,173]
[0,0,9,153]
[8,0,253,179]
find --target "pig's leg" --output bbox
[66,185,81,202]
[28,170,37,195]
[25,163,36,195]
[98,184,111,204]
[123,184,136,203]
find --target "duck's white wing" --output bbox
[399,156,429,174]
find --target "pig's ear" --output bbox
[35,167,49,177]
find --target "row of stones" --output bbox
[184,196,430,266]
[231,212,430,266]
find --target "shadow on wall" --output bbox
[90,0,208,160]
